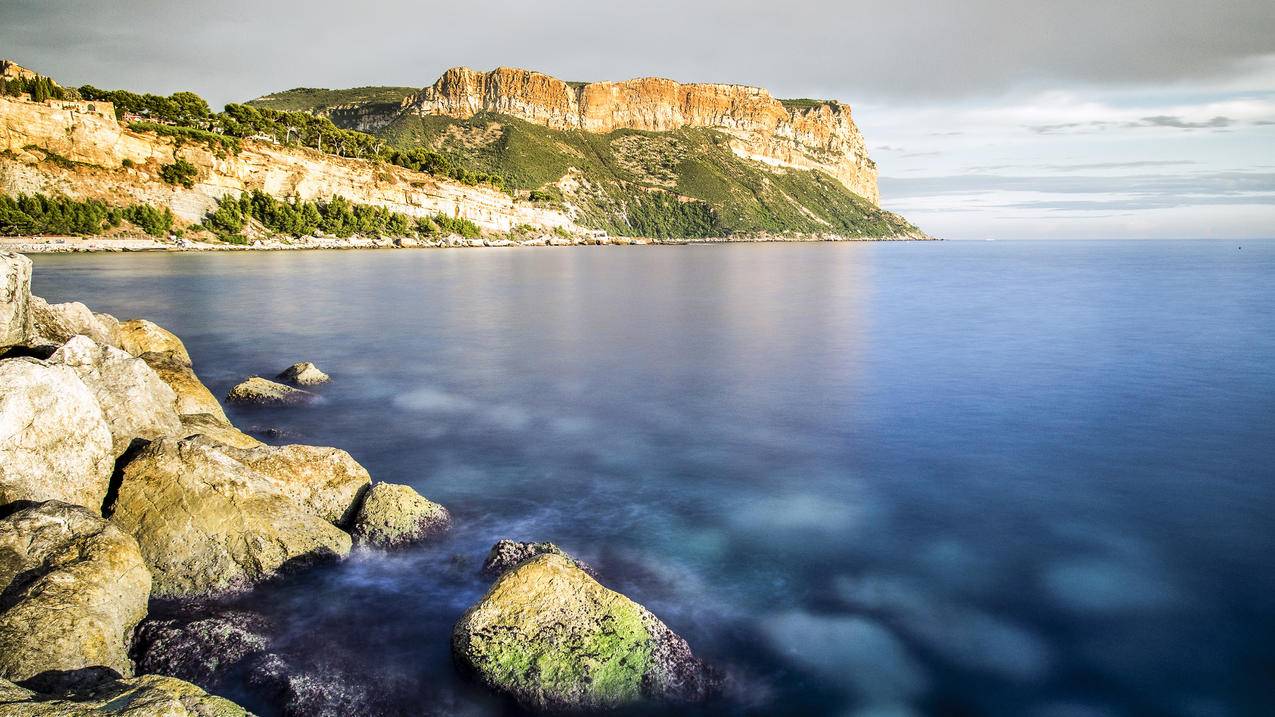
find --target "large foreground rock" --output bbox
[116,319,191,364]
[0,502,151,684]
[138,350,230,423]
[50,336,182,457]
[112,436,352,598]
[223,443,371,525]
[28,295,119,346]
[349,482,450,548]
[0,358,114,509]
[0,674,250,716]
[277,362,329,385]
[226,376,314,406]
[453,553,717,712]
[0,252,32,350]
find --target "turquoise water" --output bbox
[31,241,1275,716]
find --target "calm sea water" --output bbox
[30,241,1275,717]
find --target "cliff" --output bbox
[407,67,879,205]
[0,95,574,234]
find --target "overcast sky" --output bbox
[3,0,1273,238]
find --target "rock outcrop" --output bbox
[111,435,353,598]
[277,361,329,385]
[0,502,151,684]
[117,318,192,363]
[222,442,371,525]
[179,412,263,449]
[409,67,879,204]
[226,376,314,406]
[0,252,32,349]
[138,350,230,423]
[28,296,119,346]
[348,482,450,548]
[50,336,182,457]
[453,553,717,712]
[0,674,250,716]
[0,357,115,509]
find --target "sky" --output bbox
[3,0,1274,239]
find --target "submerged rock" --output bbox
[226,376,314,406]
[112,435,352,598]
[0,252,32,350]
[481,539,597,579]
[0,357,115,509]
[50,336,182,457]
[349,482,450,548]
[139,350,230,423]
[28,295,119,346]
[0,674,250,716]
[117,318,192,364]
[453,553,718,712]
[0,502,151,684]
[134,610,273,686]
[277,361,330,385]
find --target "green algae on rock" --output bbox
[349,481,450,548]
[453,553,717,712]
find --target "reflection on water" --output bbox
[31,241,1275,716]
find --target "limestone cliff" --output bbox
[0,95,574,233]
[407,67,879,205]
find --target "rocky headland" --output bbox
[0,250,719,714]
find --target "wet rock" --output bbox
[116,318,192,364]
[0,357,114,509]
[245,654,382,717]
[481,539,597,579]
[277,362,330,386]
[453,553,718,712]
[226,376,314,406]
[349,482,450,548]
[50,336,182,457]
[0,673,250,716]
[133,610,272,686]
[225,442,371,525]
[28,295,119,346]
[0,502,150,683]
[111,435,352,598]
[139,350,230,423]
[0,252,32,350]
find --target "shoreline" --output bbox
[1,232,937,254]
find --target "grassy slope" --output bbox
[379,112,920,238]
[247,86,417,113]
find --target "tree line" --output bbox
[199,190,481,242]
[0,194,173,237]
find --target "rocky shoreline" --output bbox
[0,250,720,715]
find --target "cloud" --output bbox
[880,171,1275,199]
[1138,115,1234,128]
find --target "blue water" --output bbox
[30,241,1275,716]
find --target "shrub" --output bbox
[159,158,198,188]
[122,204,174,236]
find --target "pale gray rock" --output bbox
[111,435,352,598]
[0,252,32,350]
[226,376,315,406]
[0,502,151,683]
[116,318,192,363]
[28,295,118,346]
[0,357,114,509]
[50,336,182,457]
[277,361,330,385]
[349,482,450,548]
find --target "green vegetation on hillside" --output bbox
[779,98,829,110]
[0,193,173,236]
[378,112,917,238]
[199,190,480,242]
[1,74,74,102]
[247,86,417,113]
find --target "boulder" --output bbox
[0,502,151,683]
[179,413,263,449]
[138,350,229,424]
[117,318,191,363]
[0,357,114,509]
[28,295,118,346]
[453,553,718,712]
[134,610,272,686]
[0,252,32,350]
[481,539,597,579]
[277,362,330,386]
[111,436,352,598]
[50,336,182,457]
[349,483,450,548]
[226,376,314,406]
[221,442,371,525]
[0,674,250,716]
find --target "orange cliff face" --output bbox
[407,67,880,205]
